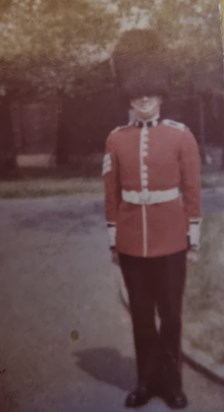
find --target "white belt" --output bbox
[122,188,179,205]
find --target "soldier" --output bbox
[103,29,201,409]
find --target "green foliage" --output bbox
[0,0,118,96]
[154,0,223,93]
[0,0,222,97]
[115,0,223,93]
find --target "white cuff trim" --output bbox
[107,224,117,247]
[188,220,201,249]
[189,218,202,224]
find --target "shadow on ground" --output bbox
[0,373,22,412]
[74,347,135,391]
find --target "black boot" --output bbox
[125,384,152,408]
[159,355,188,409]
[162,387,188,409]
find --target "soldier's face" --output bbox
[130,95,162,120]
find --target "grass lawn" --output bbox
[0,165,223,198]
[184,212,224,364]
[0,177,103,198]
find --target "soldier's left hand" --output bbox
[111,249,120,266]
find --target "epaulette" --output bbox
[111,124,131,134]
[162,119,187,132]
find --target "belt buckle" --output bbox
[139,191,149,204]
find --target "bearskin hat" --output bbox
[112,29,170,99]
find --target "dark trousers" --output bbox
[119,250,186,390]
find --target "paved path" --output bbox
[0,190,224,412]
[201,187,224,215]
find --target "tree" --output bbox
[113,0,223,94]
[0,0,118,96]
[154,0,223,92]
[0,0,222,97]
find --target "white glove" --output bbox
[187,249,199,263]
[110,247,120,266]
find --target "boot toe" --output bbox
[125,385,151,408]
[164,390,188,409]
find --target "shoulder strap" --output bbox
[162,119,187,132]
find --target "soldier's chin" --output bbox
[140,108,152,114]
[140,102,158,112]
[138,109,154,118]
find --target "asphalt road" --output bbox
[0,189,224,412]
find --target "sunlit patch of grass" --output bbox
[0,155,104,198]
[0,177,103,198]
[0,155,224,198]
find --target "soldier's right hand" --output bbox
[187,249,199,263]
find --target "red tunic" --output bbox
[103,119,201,257]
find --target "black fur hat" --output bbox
[112,29,170,99]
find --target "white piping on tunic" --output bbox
[137,119,159,256]
[139,125,149,257]
[142,205,147,256]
